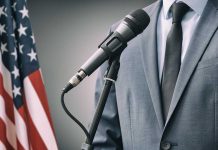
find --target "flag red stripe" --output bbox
[26,111,48,150]
[23,77,58,149]
[18,105,30,150]
[28,70,55,131]
[0,73,15,123]
[18,105,27,126]
[0,119,15,150]
[17,138,25,150]
[23,96,48,150]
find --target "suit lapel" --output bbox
[140,1,165,130]
[165,0,218,126]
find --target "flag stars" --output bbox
[13,85,21,98]
[31,35,35,44]
[13,18,16,30]
[12,66,20,79]
[1,43,8,53]
[11,49,18,60]
[27,49,37,62]
[0,6,6,17]
[12,2,17,11]
[18,24,27,37]
[0,24,6,35]
[19,6,29,19]
[19,44,24,54]
[4,8,7,15]
[11,33,15,37]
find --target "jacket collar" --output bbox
[163,0,208,19]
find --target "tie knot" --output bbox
[171,2,189,23]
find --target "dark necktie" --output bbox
[161,2,189,121]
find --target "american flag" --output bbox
[0,0,58,149]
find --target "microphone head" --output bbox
[124,9,150,35]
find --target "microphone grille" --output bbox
[124,9,150,34]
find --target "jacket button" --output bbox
[161,142,171,150]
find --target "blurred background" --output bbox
[28,0,155,149]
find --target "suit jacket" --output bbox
[93,0,218,149]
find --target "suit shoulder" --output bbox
[110,0,160,32]
[143,0,161,16]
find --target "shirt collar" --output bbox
[162,0,208,19]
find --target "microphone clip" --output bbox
[99,32,127,58]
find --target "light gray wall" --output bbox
[28,0,155,149]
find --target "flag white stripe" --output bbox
[39,69,45,84]
[0,56,12,97]
[0,96,17,149]
[24,77,58,150]
[30,144,33,150]
[0,141,6,150]
[0,56,29,150]
[14,107,29,150]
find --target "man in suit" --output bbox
[93,0,218,149]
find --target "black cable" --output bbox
[61,91,91,144]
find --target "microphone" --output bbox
[63,9,150,93]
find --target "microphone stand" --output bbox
[81,54,121,150]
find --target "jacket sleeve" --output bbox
[92,60,123,150]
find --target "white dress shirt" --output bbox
[157,0,208,81]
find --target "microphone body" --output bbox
[63,9,150,93]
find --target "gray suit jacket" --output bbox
[93,0,218,149]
